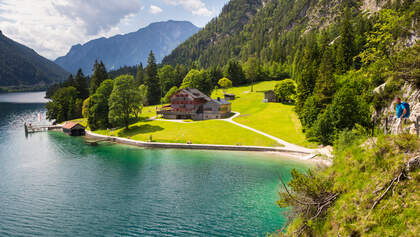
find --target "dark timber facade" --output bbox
[62,122,86,136]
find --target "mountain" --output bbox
[55,20,200,74]
[0,30,69,88]
[162,0,265,67]
[162,0,360,67]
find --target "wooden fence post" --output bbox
[416,117,419,137]
[384,117,388,135]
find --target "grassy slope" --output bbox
[212,81,315,148]
[79,81,313,148]
[284,134,420,236]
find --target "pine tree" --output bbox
[135,63,145,86]
[90,60,108,95]
[74,69,89,100]
[144,51,161,105]
[224,60,245,86]
[315,46,336,106]
[175,64,189,86]
[336,7,355,74]
[295,35,319,114]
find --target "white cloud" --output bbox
[0,0,142,59]
[164,0,212,16]
[0,0,218,59]
[53,0,142,35]
[149,5,163,14]
[192,7,212,16]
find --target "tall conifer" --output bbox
[90,60,108,95]
[336,7,355,74]
[144,51,160,105]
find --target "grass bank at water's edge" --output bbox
[72,81,316,148]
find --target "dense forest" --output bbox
[162,0,419,145]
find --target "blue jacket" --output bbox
[396,102,410,118]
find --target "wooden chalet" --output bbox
[158,88,231,120]
[224,93,236,101]
[264,90,278,103]
[62,122,86,136]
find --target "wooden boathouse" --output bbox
[62,122,86,136]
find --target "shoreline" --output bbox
[85,130,332,166]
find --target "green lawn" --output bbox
[95,119,281,147]
[77,81,315,148]
[212,81,316,148]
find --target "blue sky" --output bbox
[0,0,229,59]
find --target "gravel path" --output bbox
[223,112,316,154]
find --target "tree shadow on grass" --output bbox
[130,116,151,123]
[279,101,296,106]
[118,124,164,137]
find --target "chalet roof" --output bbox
[265,90,275,95]
[212,98,231,105]
[181,88,212,101]
[63,122,85,130]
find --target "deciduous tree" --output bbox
[109,75,144,129]
[162,86,178,104]
[181,69,213,95]
[88,79,114,130]
[274,79,296,102]
[218,77,232,92]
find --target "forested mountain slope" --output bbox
[162,0,352,67]
[163,0,419,143]
[0,31,69,88]
[55,21,199,74]
[162,0,267,67]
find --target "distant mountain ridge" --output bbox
[55,20,200,74]
[0,30,69,88]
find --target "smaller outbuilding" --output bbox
[62,122,86,136]
[224,93,236,101]
[264,90,278,103]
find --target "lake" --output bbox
[0,92,310,236]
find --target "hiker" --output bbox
[395,97,410,134]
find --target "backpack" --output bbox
[402,102,410,117]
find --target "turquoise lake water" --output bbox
[0,92,309,236]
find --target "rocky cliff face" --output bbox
[375,82,420,135]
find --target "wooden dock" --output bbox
[24,123,62,134]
